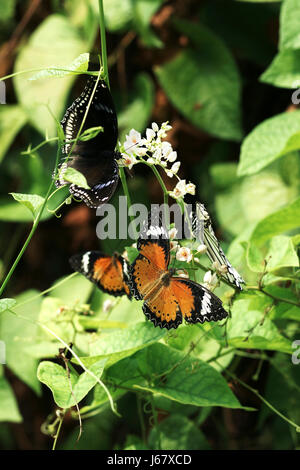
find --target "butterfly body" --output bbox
[55,77,119,208]
[130,218,228,329]
[70,251,131,298]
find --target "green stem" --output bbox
[218,361,300,432]
[21,137,58,156]
[247,286,300,307]
[137,394,147,446]
[98,0,109,88]
[149,394,161,450]
[52,411,65,451]
[148,164,169,206]
[15,272,77,309]
[119,167,137,238]
[0,144,61,297]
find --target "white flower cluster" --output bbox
[118,122,196,199]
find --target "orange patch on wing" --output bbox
[171,280,195,320]
[139,242,169,271]
[94,257,125,293]
[93,257,112,280]
[133,257,162,297]
[146,285,179,324]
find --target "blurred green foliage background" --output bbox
[0,0,299,451]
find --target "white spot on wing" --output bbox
[82,251,91,274]
[201,291,211,316]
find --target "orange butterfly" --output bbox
[129,221,228,329]
[70,251,131,298]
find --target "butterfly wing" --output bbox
[129,240,170,300]
[193,202,245,290]
[69,251,131,298]
[142,277,227,330]
[62,77,118,155]
[58,153,119,208]
[55,78,119,208]
[170,278,228,324]
[129,214,170,300]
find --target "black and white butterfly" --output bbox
[192,202,245,290]
[55,76,120,208]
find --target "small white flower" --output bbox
[119,154,138,169]
[169,179,187,199]
[146,128,156,142]
[203,270,213,284]
[176,270,189,279]
[122,250,129,261]
[103,299,114,313]
[212,261,228,274]
[132,242,137,248]
[147,157,155,164]
[171,161,180,174]
[124,129,141,153]
[165,169,174,178]
[176,246,193,263]
[203,271,218,290]
[152,122,159,132]
[167,151,177,163]
[153,149,162,161]
[135,146,147,157]
[186,182,196,195]
[169,227,178,239]
[197,244,207,255]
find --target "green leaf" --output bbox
[125,246,139,264]
[272,303,300,321]
[0,298,16,314]
[14,14,87,137]
[221,295,292,353]
[118,73,154,139]
[280,0,300,50]
[135,344,244,409]
[249,195,300,245]
[265,235,299,271]
[131,0,163,48]
[79,126,103,141]
[0,290,42,394]
[50,274,93,304]
[0,105,27,163]
[247,197,300,271]
[29,53,90,80]
[260,49,300,88]
[0,375,22,423]
[84,321,166,368]
[10,192,45,219]
[0,0,16,22]
[103,0,133,32]
[0,197,51,223]
[62,168,90,189]
[155,20,242,141]
[37,358,106,408]
[238,110,300,176]
[149,414,211,450]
